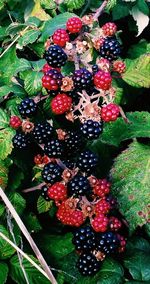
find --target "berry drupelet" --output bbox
[101,103,120,122]
[77,252,100,276]
[12,133,31,149]
[93,70,112,90]
[77,150,98,174]
[44,139,64,158]
[42,162,63,184]
[68,174,92,197]
[44,45,67,68]
[72,68,93,90]
[96,231,119,255]
[32,122,54,144]
[47,182,67,202]
[18,98,37,118]
[42,69,62,91]
[52,29,69,47]
[9,116,22,129]
[64,130,84,154]
[91,214,108,232]
[66,17,82,34]
[80,120,103,140]
[99,37,121,61]
[51,93,72,115]
[72,226,96,251]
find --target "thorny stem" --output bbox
[22,182,45,193]
[93,0,108,21]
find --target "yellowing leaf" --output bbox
[31,0,51,20]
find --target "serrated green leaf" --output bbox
[37,196,53,213]
[29,42,45,57]
[10,254,50,284]
[9,193,26,215]
[0,262,8,284]
[0,159,10,189]
[23,212,42,233]
[40,0,56,10]
[0,225,16,259]
[30,59,46,71]
[61,61,75,76]
[5,97,22,116]
[24,70,43,96]
[39,12,76,42]
[123,54,150,88]
[8,167,24,190]
[26,16,42,27]
[111,141,150,233]
[137,0,149,16]
[17,29,41,49]
[64,0,85,11]
[112,2,130,20]
[0,128,15,160]
[97,112,150,147]
[0,85,26,100]
[30,0,51,21]
[126,237,150,253]
[0,26,6,41]
[6,23,27,36]
[127,40,148,59]
[0,203,5,217]
[0,109,9,129]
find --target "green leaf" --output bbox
[29,42,45,57]
[0,128,15,160]
[10,254,50,284]
[8,167,24,190]
[26,16,42,27]
[0,159,10,189]
[0,262,8,284]
[123,54,150,88]
[24,70,43,96]
[126,237,150,253]
[37,196,53,213]
[30,0,51,21]
[39,12,76,42]
[9,193,26,215]
[111,141,150,233]
[17,29,41,49]
[112,2,130,20]
[30,59,46,71]
[127,40,148,59]
[137,0,149,16]
[64,0,85,11]
[40,0,56,10]
[62,61,75,76]
[6,23,27,36]
[0,203,5,217]
[98,112,150,147]
[23,212,42,233]
[5,97,22,116]
[0,26,6,41]
[0,225,16,259]
[0,109,9,129]
[0,84,26,100]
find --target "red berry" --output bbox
[51,93,72,115]
[57,200,84,227]
[34,154,43,165]
[95,199,111,215]
[42,69,62,91]
[113,60,126,74]
[102,22,117,36]
[9,116,22,129]
[116,234,126,253]
[42,63,60,73]
[101,103,120,122]
[93,70,112,90]
[42,155,51,164]
[66,17,82,34]
[93,179,111,197]
[91,213,108,232]
[52,29,69,47]
[47,182,67,202]
[109,216,122,231]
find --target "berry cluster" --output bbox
[10,16,127,277]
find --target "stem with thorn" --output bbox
[93,0,108,21]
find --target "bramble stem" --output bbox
[93,0,108,21]
[22,182,45,193]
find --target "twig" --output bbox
[22,182,45,193]
[93,0,108,21]
[119,107,130,123]
[0,187,57,284]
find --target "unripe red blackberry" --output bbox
[10,116,22,129]
[94,70,112,90]
[57,200,84,227]
[47,182,67,202]
[95,199,111,215]
[42,69,62,91]
[113,60,126,74]
[34,154,43,165]
[52,29,69,47]
[91,214,108,232]
[93,179,110,197]
[102,22,117,36]
[42,63,60,73]
[51,93,72,114]
[101,103,120,122]
[66,17,82,34]
[109,216,122,231]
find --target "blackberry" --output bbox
[72,68,93,90]
[42,69,62,91]
[77,252,100,276]
[80,120,103,140]
[61,159,76,169]
[44,45,67,68]
[18,98,37,118]
[64,131,84,155]
[96,232,119,254]
[44,139,64,158]
[42,162,63,184]
[32,122,54,144]
[12,133,30,149]
[41,185,50,201]
[99,37,121,61]
[72,226,96,251]
[77,150,98,174]
[68,174,92,197]
[92,64,99,74]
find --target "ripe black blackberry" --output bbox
[61,159,76,170]
[32,122,54,144]
[41,185,50,201]
[18,98,37,118]
[68,174,92,197]
[12,133,31,149]
[77,150,98,174]
[64,131,84,155]
[96,232,119,255]
[92,64,99,74]
[44,139,64,158]
[72,68,93,90]
[99,37,121,61]
[42,162,63,184]
[80,120,103,140]
[44,45,67,68]
[77,252,100,276]
[72,226,96,251]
